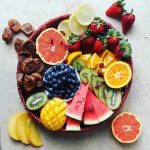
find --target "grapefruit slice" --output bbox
[66,83,89,121]
[36,28,68,65]
[87,90,113,122]
[83,90,99,125]
[66,118,81,131]
[112,112,142,143]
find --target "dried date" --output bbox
[14,38,25,53]
[21,23,34,36]
[24,75,35,92]
[2,27,13,43]
[8,19,21,33]
[18,52,32,62]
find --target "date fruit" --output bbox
[21,23,34,36]
[14,38,25,53]
[2,27,13,43]
[8,19,21,33]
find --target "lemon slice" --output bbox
[79,54,91,68]
[76,3,95,26]
[68,14,87,35]
[58,19,71,40]
[91,53,102,69]
[67,51,82,64]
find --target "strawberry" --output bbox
[80,29,95,53]
[68,34,80,52]
[115,39,132,60]
[92,36,107,54]
[122,9,135,34]
[106,0,126,19]
[90,17,106,35]
[107,29,121,51]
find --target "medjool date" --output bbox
[18,52,32,62]
[21,23,34,36]
[14,38,25,53]
[34,58,44,74]
[2,27,13,43]
[31,73,43,88]
[24,75,35,92]
[8,19,21,33]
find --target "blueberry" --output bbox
[43,78,48,85]
[53,83,58,89]
[71,79,76,85]
[60,90,65,96]
[54,89,59,94]
[67,89,72,95]
[47,87,53,93]
[47,93,55,99]
[77,68,81,73]
[70,93,75,98]
[64,93,69,99]
[70,85,75,90]
[47,75,52,80]
[62,76,66,82]
[52,78,57,84]
[57,80,62,85]
[48,80,53,85]
[51,72,56,77]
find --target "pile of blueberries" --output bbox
[43,64,80,99]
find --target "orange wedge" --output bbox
[91,53,103,69]
[104,61,132,88]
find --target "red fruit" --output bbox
[107,29,121,51]
[80,29,95,52]
[93,36,106,54]
[106,0,125,19]
[90,17,105,35]
[68,34,80,52]
[122,10,135,34]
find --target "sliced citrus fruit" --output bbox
[103,51,117,67]
[104,61,132,88]
[91,53,103,69]
[76,3,95,26]
[68,14,87,35]
[57,19,71,40]
[112,112,142,143]
[36,28,68,65]
[79,54,91,68]
[67,51,82,64]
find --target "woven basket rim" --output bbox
[16,14,133,132]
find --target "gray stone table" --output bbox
[0,0,150,149]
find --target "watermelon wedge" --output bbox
[84,91,99,125]
[66,118,81,131]
[88,90,113,123]
[66,83,89,121]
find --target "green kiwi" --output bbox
[92,77,104,97]
[72,59,86,70]
[87,70,98,91]
[106,89,122,110]
[80,68,92,83]
[98,83,108,104]
[26,92,48,110]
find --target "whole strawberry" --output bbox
[115,39,132,59]
[107,29,121,51]
[68,34,80,52]
[90,17,106,35]
[106,0,125,19]
[122,9,135,34]
[93,36,107,55]
[80,29,95,53]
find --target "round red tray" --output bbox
[16,14,133,132]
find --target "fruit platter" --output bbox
[16,3,133,132]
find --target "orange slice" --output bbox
[112,112,142,143]
[36,28,68,65]
[104,61,132,88]
[67,51,82,64]
[91,53,103,69]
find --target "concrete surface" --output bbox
[0,0,150,149]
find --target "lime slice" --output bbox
[76,3,95,26]
[68,14,87,35]
[58,19,72,40]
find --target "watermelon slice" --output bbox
[84,91,99,125]
[66,118,81,131]
[88,90,113,123]
[66,83,89,121]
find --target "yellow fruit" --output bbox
[68,13,87,35]
[91,53,103,69]
[57,19,71,40]
[76,3,95,26]
[104,61,132,88]
[16,113,30,144]
[79,54,91,68]
[40,98,68,131]
[27,119,43,147]
[67,51,82,64]
[8,112,27,141]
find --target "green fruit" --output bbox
[87,70,98,91]
[92,77,104,97]
[98,83,108,104]
[106,89,122,110]
[26,92,48,110]
[80,68,92,83]
[72,59,86,70]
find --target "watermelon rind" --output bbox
[65,113,82,121]
[66,118,81,131]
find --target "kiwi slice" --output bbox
[86,70,97,91]
[80,68,92,83]
[26,92,48,110]
[72,59,86,70]
[106,89,122,110]
[92,77,104,97]
[98,83,108,104]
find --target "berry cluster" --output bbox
[43,64,80,99]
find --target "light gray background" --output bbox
[0,0,150,149]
